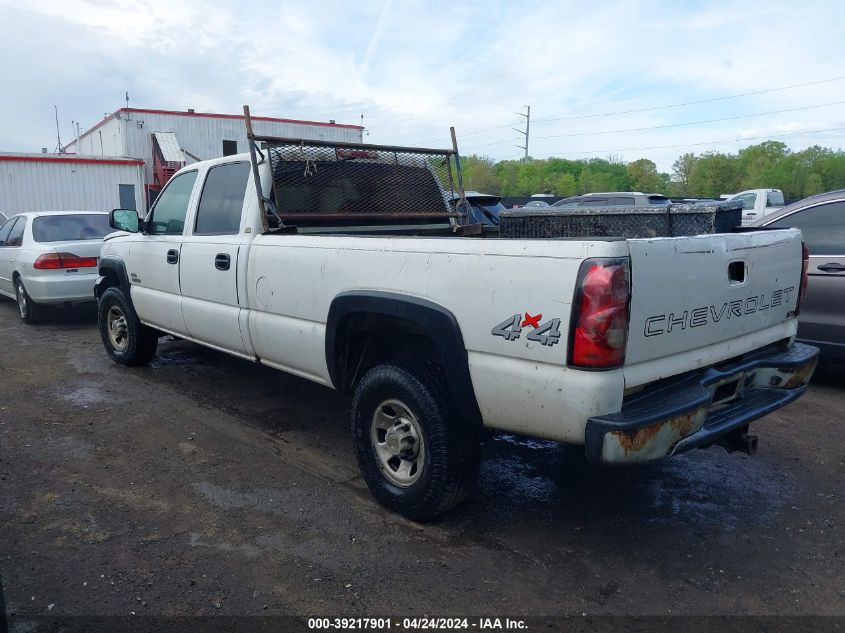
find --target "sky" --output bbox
[1,0,844,172]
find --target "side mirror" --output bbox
[110,208,140,233]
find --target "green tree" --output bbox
[461,155,501,195]
[688,152,740,197]
[552,172,578,196]
[671,153,697,196]
[627,158,666,193]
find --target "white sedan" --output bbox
[0,211,111,323]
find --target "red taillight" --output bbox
[34,252,98,270]
[796,241,810,315]
[569,258,631,369]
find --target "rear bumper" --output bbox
[23,272,98,304]
[585,342,819,464]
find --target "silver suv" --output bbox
[552,192,671,208]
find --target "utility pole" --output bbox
[514,105,530,162]
[53,105,63,154]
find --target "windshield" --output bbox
[552,197,580,208]
[466,197,505,226]
[32,214,111,242]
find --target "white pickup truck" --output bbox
[95,123,818,520]
[724,188,786,225]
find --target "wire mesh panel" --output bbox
[262,139,461,226]
[500,202,743,239]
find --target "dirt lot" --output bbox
[0,299,843,624]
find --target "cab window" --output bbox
[148,171,198,235]
[194,162,251,235]
[767,201,845,256]
[733,192,757,210]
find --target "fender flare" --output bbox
[95,256,130,299]
[326,290,482,427]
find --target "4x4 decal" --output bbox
[491,313,561,346]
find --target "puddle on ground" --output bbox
[55,385,111,406]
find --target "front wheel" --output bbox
[15,278,42,324]
[98,287,158,366]
[351,360,480,521]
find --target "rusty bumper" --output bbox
[585,342,819,465]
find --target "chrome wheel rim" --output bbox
[370,398,425,487]
[107,306,129,352]
[16,283,26,319]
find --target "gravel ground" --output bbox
[0,299,842,626]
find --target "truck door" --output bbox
[179,161,253,357]
[126,170,198,335]
[767,198,845,356]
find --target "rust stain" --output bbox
[778,361,817,390]
[612,407,704,454]
[668,409,699,437]
[611,422,664,453]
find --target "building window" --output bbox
[222,140,238,156]
[118,184,136,210]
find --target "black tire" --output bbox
[98,286,158,366]
[14,277,42,324]
[351,360,480,521]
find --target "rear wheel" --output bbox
[15,278,42,324]
[98,286,158,365]
[351,360,480,521]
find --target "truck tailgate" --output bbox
[625,229,803,365]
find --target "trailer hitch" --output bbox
[717,425,758,455]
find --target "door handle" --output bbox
[215,253,231,271]
[166,249,179,264]
[817,262,845,273]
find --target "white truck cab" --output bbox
[94,123,818,520]
[725,188,785,225]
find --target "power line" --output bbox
[515,125,845,159]
[410,121,517,146]
[409,74,845,145]
[464,101,845,153]
[462,137,521,151]
[530,100,845,141]
[530,75,845,124]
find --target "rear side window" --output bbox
[194,162,251,235]
[767,201,845,256]
[767,191,785,207]
[0,217,16,245]
[6,217,25,246]
[611,197,635,206]
[149,171,198,235]
[32,214,110,242]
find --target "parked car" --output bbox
[552,192,671,207]
[750,189,845,360]
[0,211,111,323]
[452,191,506,226]
[522,200,550,209]
[95,138,816,520]
[724,188,785,225]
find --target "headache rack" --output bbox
[243,106,471,232]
